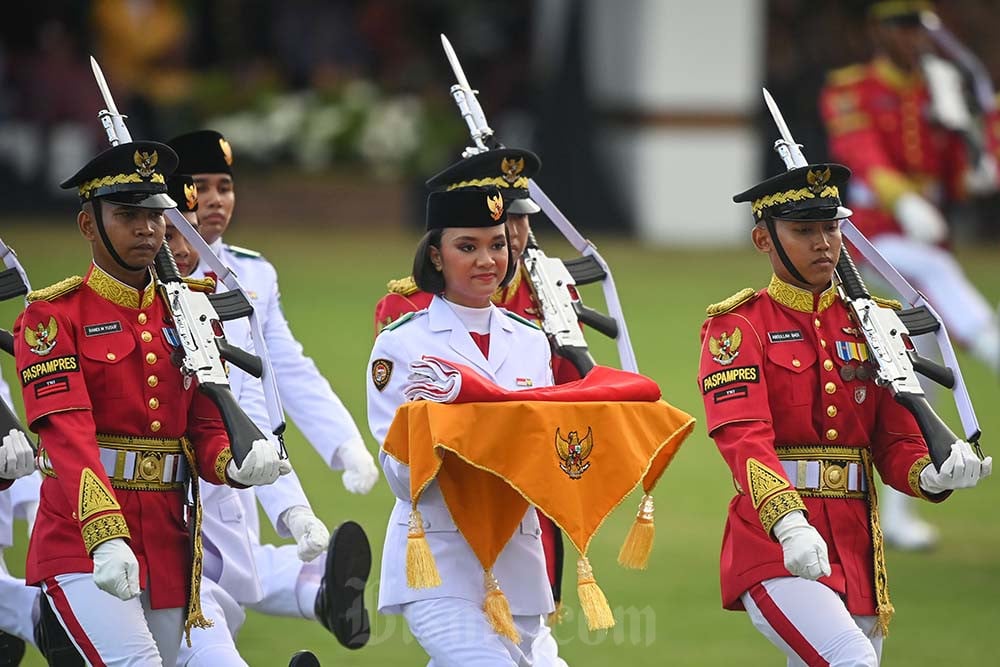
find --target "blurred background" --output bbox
[2,1,1000,665]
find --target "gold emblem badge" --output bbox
[372,358,393,391]
[486,192,504,221]
[500,156,525,184]
[806,167,832,194]
[134,150,159,178]
[708,327,742,366]
[184,182,198,210]
[219,138,233,166]
[25,316,58,356]
[855,386,867,404]
[555,427,593,479]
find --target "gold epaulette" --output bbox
[826,63,866,88]
[872,295,903,311]
[27,276,83,302]
[183,276,216,293]
[386,275,419,296]
[706,288,757,317]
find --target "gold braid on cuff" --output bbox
[215,449,233,485]
[758,489,807,535]
[81,514,130,553]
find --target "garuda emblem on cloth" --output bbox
[709,327,742,365]
[555,427,594,479]
[25,316,58,356]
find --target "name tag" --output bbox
[767,330,803,343]
[84,321,122,337]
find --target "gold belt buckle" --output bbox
[138,451,165,482]
[821,461,847,492]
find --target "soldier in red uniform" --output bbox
[13,141,285,667]
[819,0,1000,550]
[700,162,991,665]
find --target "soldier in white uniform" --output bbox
[367,186,565,666]
[160,176,371,663]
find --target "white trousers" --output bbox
[741,577,882,667]
[175,578,247,667]
[402,598,567,667]
[43,572,184,666]
[0,552,39,644]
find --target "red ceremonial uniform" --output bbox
[13,264,233,610]
[699,275,945,617]
[819,57,1000,240]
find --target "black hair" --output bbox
[412,226,517,294]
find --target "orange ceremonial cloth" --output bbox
[382,362,696,570]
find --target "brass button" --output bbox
[792,359,801,368]
[825,382,836,395]
[823,359,834,371]
[150,420,162,432]
[814,318,821,328]
[146,352,157,365]
[138,313,148,325]
[826,428,838,441]
[106,352,116,361]
[147,375,159,388]
[827,405,838,418]
[141,331,153,343]
[820,339,827,348]
[148,397,160,410]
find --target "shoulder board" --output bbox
[387,276,419,296]
[826,64,866,87]
[872,295,902,311]
[503,310,541,330]
[383,311,419,332]
[706,288,758,317]
[27,276,83,303]
[182,276,216,293]
[224,244,262,259]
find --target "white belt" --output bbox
[780,460,867,495]
[98,446,189,490]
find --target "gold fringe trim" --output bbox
[27,276,83,303]
[706,288,756,317]
[180,437,213,645]
[862,449,893,636]
[483,569,520,643]
[546,601,566,627]
[577,556,615,631]
[617,494,655,570]
[405,508,442,589]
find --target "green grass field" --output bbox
[2,221,998,666]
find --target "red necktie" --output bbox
[469,332,490,359]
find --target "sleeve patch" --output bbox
[702,365,759,394]
[20,355,79,386]
[23,316,59,355]
[747,458,791,509]
[372,359,393,391]
[79,467,121,522]
[34,376,71,399]
[714,386,749,403]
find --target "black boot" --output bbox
[314,520,371,650]
[0,630,25,667]
[288,650,320,667]
[34,595,84,667]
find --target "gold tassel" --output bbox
[406,508,442,589]
[180,437,214,646]
[876,603,895,638]
[617,494,655,569]
[546,601,566,627]
[483,570,520,643]
[577,556,615,631]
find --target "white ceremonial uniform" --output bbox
[210,239,373,474]
[367,296,560,667]
[0,372,41,645]
[177,279,324,667]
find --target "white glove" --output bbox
[772,511,831,580]
[964,156,999,197]
[226,439,292,486]
[0,429,35,480]
[283,505,330,562]
[92,538,140,601]
[919,440,993,495]
[894,192,948,244]
[339,442,379,495]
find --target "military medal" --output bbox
[835,340,870,364]
[839,364,856,382]
[855,364,872,382]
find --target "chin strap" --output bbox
[92,199,146,272]
[764,217,811,286]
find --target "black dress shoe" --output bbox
[0,630,25,667]
[288,650,320,667]
[314,520,372,650]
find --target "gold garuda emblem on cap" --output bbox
[709,327,742,366]
[486,192,504,221]
[806,167,831,194]
[134,150,159,178]
[555,427,593,479]
[184,182,198,209]
[500,157,525,184]
[219,138,233,166]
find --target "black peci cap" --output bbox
[60,141,177,209]
[733,164,853,222]
[426,148,541,214]
[167,173,199,213]
[425,187,507,231]
[167,129,233,176]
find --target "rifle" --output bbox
[763,88,982,469]
[90,56,288,456]
[89,58,272,466]
[0,237,36,454]
[440,34,638,375]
